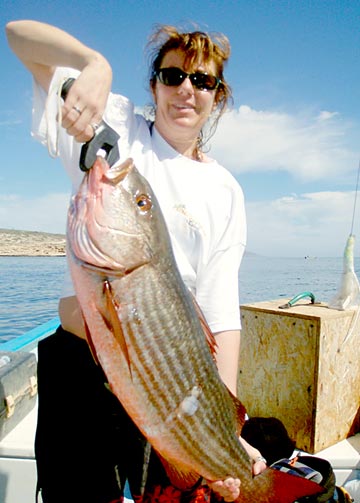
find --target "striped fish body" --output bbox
[67,157,323,502]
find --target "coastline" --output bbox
[0,229,66,256]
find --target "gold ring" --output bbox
[72,106,82,114]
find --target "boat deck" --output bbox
[0,318,359,502]
[0,399,359,502]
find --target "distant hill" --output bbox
[0,228,258,258]
[0,228,66,256]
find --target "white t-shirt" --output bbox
[32,67,247,333]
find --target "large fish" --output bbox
[67,157,323,502]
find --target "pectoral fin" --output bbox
[102,279,132,376]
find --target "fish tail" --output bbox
[238,467,324,503]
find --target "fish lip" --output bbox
[104,159,134,184]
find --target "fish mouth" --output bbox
[103,160,133,184]
[70,213,151,276]
[79,257,149,277]
[69,219,151,276]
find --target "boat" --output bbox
[0,316,359,503]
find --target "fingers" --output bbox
[61,102,101,143]
[252,455,267,476]
[252,459,267,476]
[208,477,241,502]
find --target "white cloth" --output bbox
[344,478,360,502]
[32,67,247,333]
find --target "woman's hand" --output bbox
[204,437,267,502]
[208,478,241,502]
[60,55,112,143]
[239,436,267,476]
[6,20,112,144]
[251,456,267,476]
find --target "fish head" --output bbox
[67,156,170,275]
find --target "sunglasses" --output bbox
[154,67,221,91]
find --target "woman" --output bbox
[6,20,266,503]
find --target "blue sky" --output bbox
[1,0,360,257]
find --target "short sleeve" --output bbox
[31,67,84,189]
[196,178,246,333]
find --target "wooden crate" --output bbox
[238,299,360,454]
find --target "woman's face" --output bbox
[152,49,218,145]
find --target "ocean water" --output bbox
[238,254,349,304]
[0,254,356,343]
[0,256,66,342]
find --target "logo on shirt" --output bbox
[173,204,202,232]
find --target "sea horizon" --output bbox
[1,254,357,343]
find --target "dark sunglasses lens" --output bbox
[158,68,185,86]
[157,68,219,90]
[190,73,218,90]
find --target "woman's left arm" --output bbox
[214,329,241,396]
[215,329,267,476]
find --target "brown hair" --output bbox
[146,25,232,153]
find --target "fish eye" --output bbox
[136,194,152,213]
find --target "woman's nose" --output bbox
[177,75,194,94]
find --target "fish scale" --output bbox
[113,265,243,477]
[67,157,324,502]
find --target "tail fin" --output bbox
[238,467,324,503]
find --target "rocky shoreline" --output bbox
[0,228,66,256]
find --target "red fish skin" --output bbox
[237,468,324,503]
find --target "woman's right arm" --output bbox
[6,20,114,336]
[6,20,112,142]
